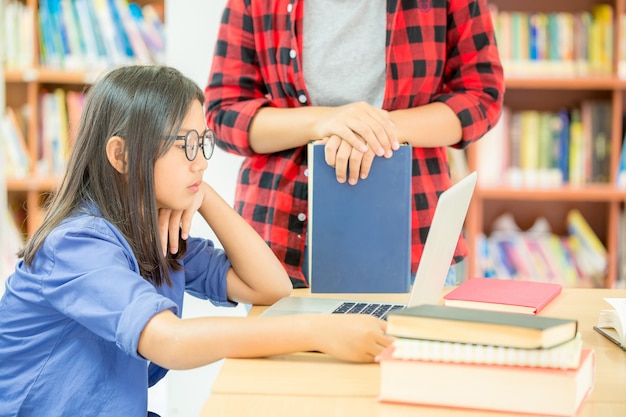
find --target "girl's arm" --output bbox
[196,182,293,306]
[138,309,394,368]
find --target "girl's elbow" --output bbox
[259,271,293,305]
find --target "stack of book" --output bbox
[377,305,594,416]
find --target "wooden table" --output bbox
[199,288,626,417]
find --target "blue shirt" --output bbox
[0,209,234,416]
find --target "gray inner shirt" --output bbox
[302,0,386,108]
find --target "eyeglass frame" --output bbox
[171,128,216,161]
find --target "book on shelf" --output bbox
[0,107,31,179]
[617,131,626,189]
[443,277,562,315]
[390,332,583,370]
[385,304,578,349]
[59,0,86,70]
[492,6,613,77]
[566,209,607,276]
[38,88,70,177]
[593,298,626,350]
[586,100,612,184]
[3,1,35,70]
[376,346,595,417]
[113,0,153,64]
[65,90,86,147]
[72,0,108,70]
[307,141,412,293]
[38,0,63,69]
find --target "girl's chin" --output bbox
[157,200,193,212]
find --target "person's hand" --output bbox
[317,101,399,158]
[322,135,376,185]
[157,183,206,256]
[317,102,399,185]
[311,314,395,362]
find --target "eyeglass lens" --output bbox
[184,130,215,161]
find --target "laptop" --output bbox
[260,171,478,319]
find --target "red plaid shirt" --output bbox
[206,0,504,287]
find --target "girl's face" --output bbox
[154,100,208,210]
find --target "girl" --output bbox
[0,66,393,416]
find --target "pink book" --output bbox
[443,277,562,315]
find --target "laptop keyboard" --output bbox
[331,302,404,320]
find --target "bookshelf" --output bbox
[465,0,626,288]
[2,0,164,236]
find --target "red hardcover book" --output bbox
[377,346,595,417]
[443,277,562,315]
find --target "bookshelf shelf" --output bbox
[505,77,625,90]
[5,69,96,85]
[6,178,58,192]
[477,185,626,202]
[465,0,626,288]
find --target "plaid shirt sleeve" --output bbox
[434,0,504,145]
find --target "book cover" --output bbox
[443,277,562,315]
[307,141,412,293]
[377,347,595,417]
[386,304,578,349]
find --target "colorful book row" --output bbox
[476,103,613,188]
[4,0,165,72]
[489,5,614,77]
[1,89,86,179]
[475,210,607,287]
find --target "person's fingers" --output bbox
[157,209,172,257]
[359,149,376,180]
[334,140,353,184]
[168,211,183,254]
[179,208,193,241]
[323,135,342,167]
[347,148,364,185]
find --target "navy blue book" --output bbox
[307,142,412,293]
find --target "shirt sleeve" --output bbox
[433,0,505,146]
[181,237,235,307]
[38,221,177,359]
[205,0,272,157]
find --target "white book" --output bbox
[392,332,583,370]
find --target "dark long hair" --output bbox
[19,66,205,287]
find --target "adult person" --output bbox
[206,0,504,287]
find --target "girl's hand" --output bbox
[312,315,395,362]
[157,183,207,256]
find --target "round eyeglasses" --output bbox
[173,129,216,161]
